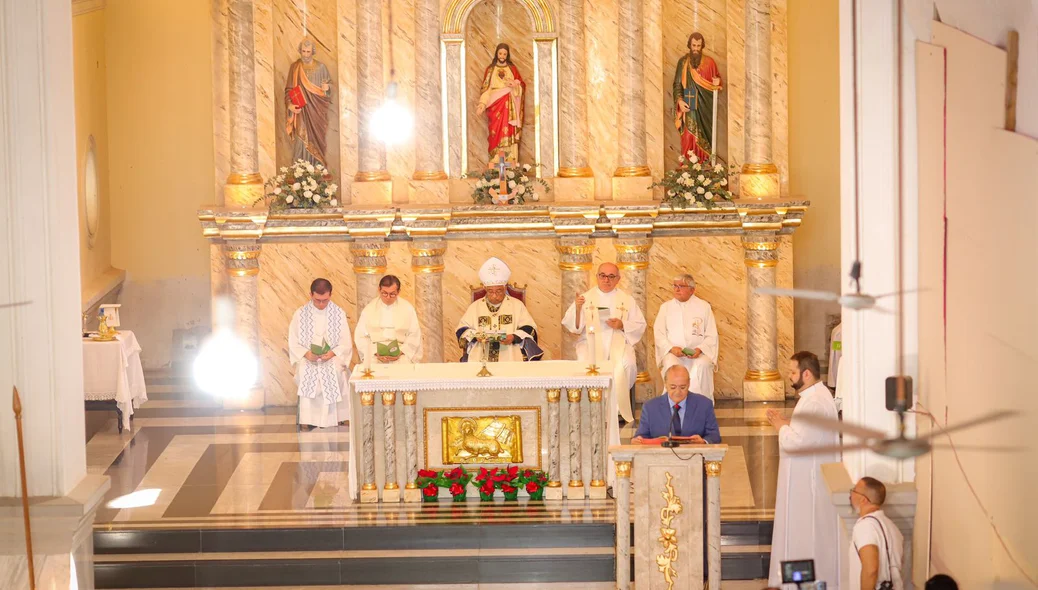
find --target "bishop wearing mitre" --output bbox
[355,275,423,365]
[562,262,647,424]
[288,278,352,429]
[654,273,719,402]
[456,257,543,363]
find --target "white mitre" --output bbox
[479,257,511,287]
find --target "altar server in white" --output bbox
[456,257,543,363]
[562,262,646,424]
[766,351,840,588]
[355,275,423,365]
[653,273,719,402]
[288,278,352,429]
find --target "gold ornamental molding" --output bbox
[587,388,603,403]
[547,480,563,488]
[225,249,261,260]
[353,265,388,275]
[360,392,376,406]
[566,388,582,403]
[384,482,400,490]
[590,479,606,487]
[402,391,418,406]
[546,388,561,403]
[382,391,397,406]
[744,259,778,269]
[443,0,555,34]
[409,247,447,257]
[354,170,392,182]
[745,369,782,382]
[412,264,446,274]
[555,243,595,255]
[657,472,683,590]
[618,261,649,271]
[705,461,722,478]
[740,162,779,175]
[351,248,389,258]
[613,165,652,178]
[557,166,594,178]
[226,172,263,185]
[636,371,652,384]
[568,479,584,487]
[361,483,377,491]
[226,268,259,277]
[558,262,592,272]
[412,170,449,181]
[743,241,779,251]
[614,242,653,254]
[615,461,632,479]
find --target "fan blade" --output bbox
[786,442,872,456]
[931,444,1029,452]
[754,287,840,302]
[917,410,1018,442]
[794,413,888,440]
[872,288,926,299]
[0,301,31,309]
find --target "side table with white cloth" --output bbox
[83,330,148,432]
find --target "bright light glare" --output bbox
[370,82,413,146]
[193,297,258,398]
[106,488,161,509]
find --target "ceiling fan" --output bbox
[775,0,1018,460]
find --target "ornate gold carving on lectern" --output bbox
[656,472,684,589]
[442,416,523,464]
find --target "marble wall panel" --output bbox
[336,0,360,201]
[726,0,746,174]
[771,0,789,196]
[644,0,665,188]
[212,0,231,202]
[256,235,792,405]
[661,0,729,170]
[273,0,341,176]
[255,0,277,180]
[584,0,621,198]
[464,0,538,172]
[386,0,418,181]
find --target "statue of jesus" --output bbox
[475,43,525,165]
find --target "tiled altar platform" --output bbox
[87,370,789,588]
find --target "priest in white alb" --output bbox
[456,257,543,362]
[288,278,352,429]
[653,273,719,402]
[562,262,646,424]
[766,351,840,588]
[355,275,423,365]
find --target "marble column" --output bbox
[351,239,389,316]
[0,0,110,579]
[402,392,420,502]
[743,237,784,401]
[614,460,633,590]
[444,40,464,177]
[225,0,263,206]
[382,392,399,502]
[223,243,264,409]
[413,0,445,180]
[588,388,606,499]
[556,0,592,178]
[615,236,654,403]
[739,0,780,199]
[359,392,378,502]
[546,388,563,500]
[614,0,650,183]
[410,240,447,362]
[354,0,390,182]
[534,38,556,179]
[705,460,723,589]
[556,237,593,359]
[566,388,584,500]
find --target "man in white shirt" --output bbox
[355,275,423,365]
[562,262,647,425]
[849,476,904,590]
[766,351,840,588]
[653,273,719,402]
[288,278,352,430]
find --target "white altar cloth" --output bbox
[83,330,147,430]
[349,360,614,392]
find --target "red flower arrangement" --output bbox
[414,466,473,502]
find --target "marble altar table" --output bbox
[349,360,614,503]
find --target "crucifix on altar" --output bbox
[491,149,515,204]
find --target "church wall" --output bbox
[257,236,793,406]
[73,8,114,301]
[787,0,841,359]
[105,0,217,368]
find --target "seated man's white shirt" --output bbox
[355,297,423,364]
[562,287,646,423]
[848,509,904,590]
[289,302,352,428]
[653,294,719,402]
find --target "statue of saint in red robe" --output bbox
[673,32,722,164]
[476,43,525,164]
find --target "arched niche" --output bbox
[442,0,556,36]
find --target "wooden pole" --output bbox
[1005,30,1019,132]
[12,386,36,590]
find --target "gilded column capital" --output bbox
[556,237,594,271]
[742,235,780,268]
[410,239,447,273]
[360,392,376,406]
[615,461,632,479]
[546,388,561,403]
[615,235,653,271]
[587,388,603,403]
[566,388,582,403]
[402,391,417,405]
[351,239,389,274]
[382,391,397,405]
[705,461,722,478]
[223,243,261,277]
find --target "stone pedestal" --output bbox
[616,236,654,403]
[223,243,264,410]
[351,180,394,205]
[410,241,447,362]
[407,179,450,204]
[611,176,654,201]
[351,240,389,316]
[742,237,784,401]
[556,238,593,359]
[554,177,596,201]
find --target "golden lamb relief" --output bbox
[442,416,523,464]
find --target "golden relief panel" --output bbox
[442,415,524,465]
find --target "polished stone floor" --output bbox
[86,374,790,530]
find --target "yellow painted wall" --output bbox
[73,8,113,301]
[105,0,217,366]
[787,0,842,359]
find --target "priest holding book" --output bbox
[653,273,719,402]
[633,365,721,444]
[456,257,543,363]
[355,275,423,365]
[288,278,352,429]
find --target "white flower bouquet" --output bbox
[652,151,733,209]
[467,163,549,205]
[260,159,339,209]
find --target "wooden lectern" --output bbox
[611,444,728,590]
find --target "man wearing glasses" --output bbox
[456,257,543,362]
[355,275,423,365]
[562,262,647,425]
[653,273,719,402]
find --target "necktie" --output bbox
[672,403,682,436]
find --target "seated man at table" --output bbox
[632,365,720,444]
[456,257,543,362]
[355,274,423,365]
[288,278,352,430]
